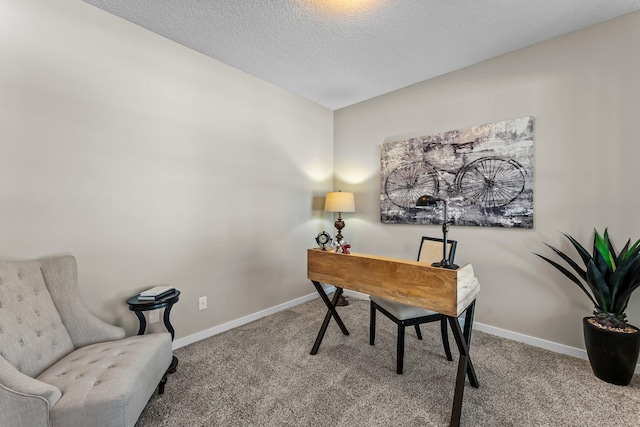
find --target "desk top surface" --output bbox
[307,248,479,317]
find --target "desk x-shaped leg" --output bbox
[309,281,477,427]
[310,280,350,355]
[446,299,479,427]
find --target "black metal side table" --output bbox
[127,289,180,374]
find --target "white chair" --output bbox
[369,236,456,374]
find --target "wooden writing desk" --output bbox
[307,248,480,427]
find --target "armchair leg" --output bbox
[397,323,405,374]
[158,374,168,395]
[158,356,178,394]
[441,318,453,361]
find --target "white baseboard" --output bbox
[472,322,588,362]
[342,288,369,300]
[472,322,640,374]
[171,291,319,350]
[173,286,640,374]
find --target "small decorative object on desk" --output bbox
[315,231,332,251]
[338,240,351,254]
[139,285,176,300]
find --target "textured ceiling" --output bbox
[82,0,640,110]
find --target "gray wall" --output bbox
[334,11,640,350]
[0,0,334,339]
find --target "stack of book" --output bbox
[138,285,176,301]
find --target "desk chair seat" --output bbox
[369,236,456,374]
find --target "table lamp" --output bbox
[325,190,355,306]
[324,191,355,242]
[416,195,459,269]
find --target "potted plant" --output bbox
[535,228,640,385]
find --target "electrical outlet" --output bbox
[149,310,159,324]
[199,296,207,311]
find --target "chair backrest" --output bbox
[417,236,457,264]
[0,259,75,377]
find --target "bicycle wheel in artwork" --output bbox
[384,162,439,209]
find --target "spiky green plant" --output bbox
[535,229,640,329]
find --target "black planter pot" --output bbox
[583,317,640,386]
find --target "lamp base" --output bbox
[334,293,349,306]
[334,217,345,243]
[431,261,459,270]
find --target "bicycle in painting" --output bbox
[384,140,527,210]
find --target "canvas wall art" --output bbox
[380,116,534,228]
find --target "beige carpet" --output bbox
[136,298,640,426]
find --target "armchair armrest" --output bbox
[0,356,61,427]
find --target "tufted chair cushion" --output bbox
[0,261,74,377]
[38,333,172,427]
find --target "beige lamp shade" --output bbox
[324,191,355,212]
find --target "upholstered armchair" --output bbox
[0,255,172,427]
